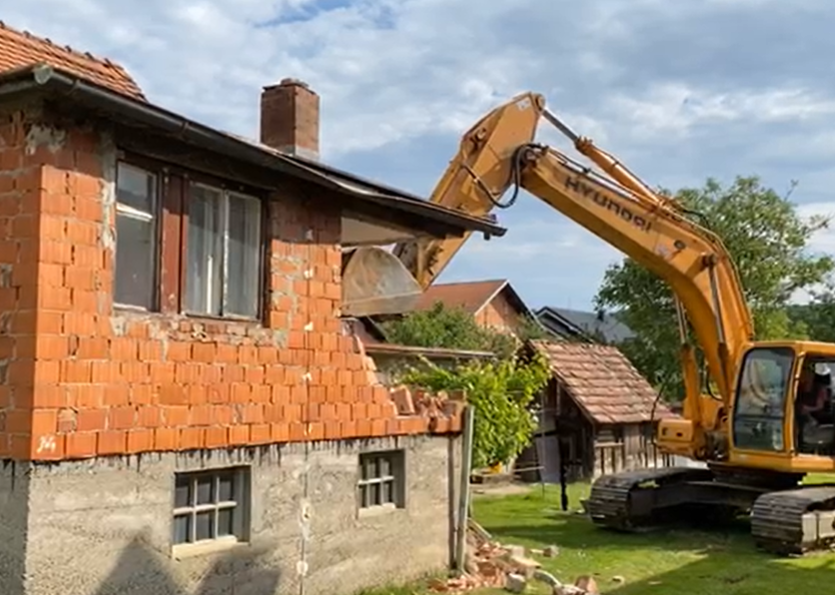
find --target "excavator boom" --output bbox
[393,92,546,287]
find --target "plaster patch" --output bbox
[24,124,66,155]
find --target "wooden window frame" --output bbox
[113,152,269,322]
[113,161,163,311]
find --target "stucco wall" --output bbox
[1,434,461,595]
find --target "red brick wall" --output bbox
[0,105,461,462]
[475,291,522,336]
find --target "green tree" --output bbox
[789,280,835,343]
[594,175,833,400]
[381,302,552,467]
[515,313,552,342]
[381,301,519,359]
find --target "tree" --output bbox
[381,301,522,360]
[789,281,835,343]
[381,302,551,468]
[594,175,833,400]
[515,313,552,342]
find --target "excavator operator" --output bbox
[796,361,834,453]
[798,362,832,420]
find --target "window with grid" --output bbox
[114,162,158,309]
[357,450,405,509]
[184,183,263,319]
[172,467,249,547]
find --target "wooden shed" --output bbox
[516,340,677,482]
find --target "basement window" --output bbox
[171,466,250,554]
[357,450,406,513]
[184,182,263,319]
[114,162,159,309]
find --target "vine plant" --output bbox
[382,303,551,469]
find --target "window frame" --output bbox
[357,449,407,515]
[171,466,251,557]
[113,161,162,311]
[112,153,268,322]
[183,181,265,320]
[731,346,795,453]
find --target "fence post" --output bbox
[454,405,475,575]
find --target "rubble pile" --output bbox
[427,521,600,594]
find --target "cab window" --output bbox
[732,347,793,452]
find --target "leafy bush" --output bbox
[382,302,551,468]
[401,353,550,468]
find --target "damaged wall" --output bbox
[0,101,462,464]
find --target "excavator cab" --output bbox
[794,357,835,455]
[730,343,835,462]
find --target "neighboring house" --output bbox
[0,22,507,595]
[515,341,676,483]
[536,305,636,344]
[408,278,544,337]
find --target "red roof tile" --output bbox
[531,340,675,424]
[0,21,144,100]
[410,279,507,314]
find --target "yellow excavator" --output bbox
[344,92,835,555]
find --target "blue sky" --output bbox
[8,0,835,311]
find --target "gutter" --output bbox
[0,63,506,239]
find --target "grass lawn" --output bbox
[362,474,835,595]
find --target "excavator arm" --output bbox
[518,144,752,402]
[393,92,546,287]
[392,92,755,452]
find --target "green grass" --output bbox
[361,474,835,595]
[474,478,835,595]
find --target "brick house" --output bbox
[0,23,506,595]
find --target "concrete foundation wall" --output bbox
[1,434,460,595]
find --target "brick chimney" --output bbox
[259,78,320,160]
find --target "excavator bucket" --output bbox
[341,246,423,317]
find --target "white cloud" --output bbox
[609,84,835,141]
[5,0,835,310]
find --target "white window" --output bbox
[184,183,262,318]
[358,450,406,511]
[172,467,250,550]
[114,163,158,309]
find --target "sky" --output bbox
[7,0,835,312]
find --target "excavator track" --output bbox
[751,485,835,555]
[586,467,713,531]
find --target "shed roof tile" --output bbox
[531,340,675,424]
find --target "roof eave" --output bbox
[0,63,507,241]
